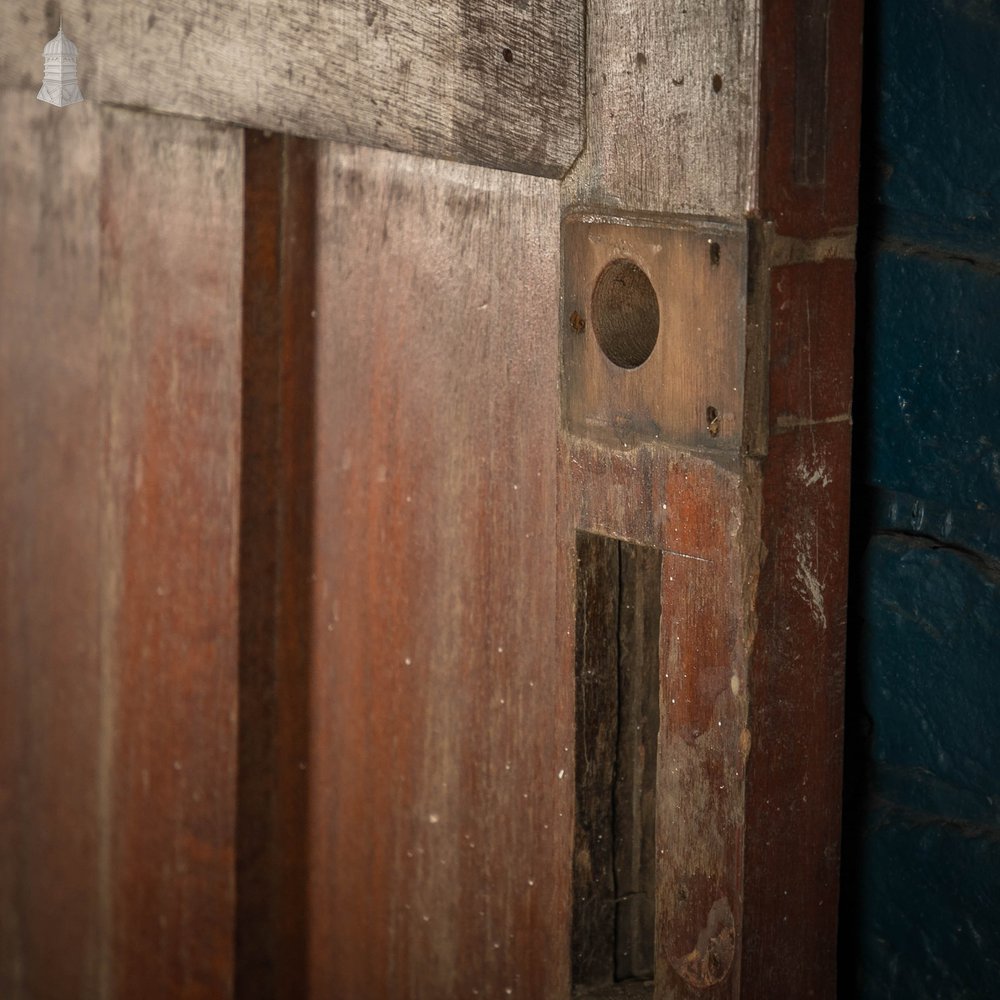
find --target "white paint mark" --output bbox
[797,460,832,488]
[794,535,827,629]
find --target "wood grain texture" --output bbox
[310,144,570,998]
[563,0,760,217]
[0,90,103,1000]
[737,0,863,990]
[0,0,583,179]
[561,437,749,1000]
[99,106,244,1000]
[740,258,856,998]
[1,94,244,1000]
[561,212,747,454]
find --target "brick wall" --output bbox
[842,1,1000,996]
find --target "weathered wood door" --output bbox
[0,2,862,998]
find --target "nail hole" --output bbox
[502,47,514,63]
[591,259,660,370]
[709,241,721,266]
[706,406,720,437]
[569,310,586,334]
[712,73,723,93]
[636,51,647,67]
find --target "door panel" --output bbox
[309,144,570,997]
[0,97,244,999]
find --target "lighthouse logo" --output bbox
[37,20,84,108]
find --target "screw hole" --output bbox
[502,47,514,63]
[591,259,659,370]
[706,406,720,437]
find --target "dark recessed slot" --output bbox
[573,532,661,997]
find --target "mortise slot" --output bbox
[573,532,662,995]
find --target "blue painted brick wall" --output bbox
[847,0,1000,996]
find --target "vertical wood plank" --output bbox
[741,257,856,997]
[0,90,102,1000]
[741,0,864,992]
[1,94,244,1000]
[99,106,243,1000]
[310,144,569,998]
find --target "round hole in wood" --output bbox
[590,258,659,370]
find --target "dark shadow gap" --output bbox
[236,130,318,1000]
[573,532,661,996]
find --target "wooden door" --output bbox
[0,2,862,999]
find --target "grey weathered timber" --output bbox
[563,0,760,217]
[0,0,583,179]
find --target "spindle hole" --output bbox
[591,259,660,370]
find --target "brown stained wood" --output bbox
[0,94,244,1000]
[237,131,317,1000]
[793,0,832,187]
[0,0,583,179]
[740,259,856,998]
[739,0,862,990]
[563,0,760,216]
[99,106,244,999]
[310,144,569,998]
[559,437,749,1000]
[0,91,103,1000]
[760,0,865,233]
